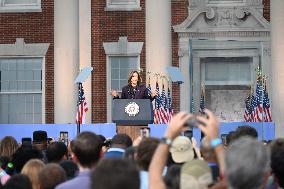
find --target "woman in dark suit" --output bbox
[111,70,156,100]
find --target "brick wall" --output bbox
[0,0,54,123]
[91,0,146,122]
[263,0,270,21]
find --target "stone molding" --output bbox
[103,37,143,56]
[0,38,49,56]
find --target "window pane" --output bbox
[0,113,8,124]
[25,114,34,123]
[9,61,16,70]
[17,81,25,91]
[34,102,41,113]
[203,57,251,83]
[34,94,41,103]
[128,57,138,66]
[17,61,25,70]
[110,56,139,91]
[111,57,120,69]
[0,91,42,123]
[0,95,8,123]
[111,79,119,89]
[17,71,26,80]
[120,79,128,89]
[34,81,41,90]
[9,81,17,91]
[34,70,41,80]
[0,58,42,92]
[25,70,34,80]
[1,61,9,70]
[10,114,26,124]
[26,102,33,113]
[2,71,16,81]
[120,59,131,68]
[0,58,42,124]
[34,114,42,123]
[111,68,119,79]
[4,0,38,5]
[120,68,130,79]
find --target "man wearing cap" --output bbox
[149,109,225,189]
[180,159,213,189]
[169,136,194,164]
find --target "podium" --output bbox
[112,99,154,140]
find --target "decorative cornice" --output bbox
[189,0,262,8]
[103,36,143,55]
[178,31,270,38]
[0,38,49,56]
[174,0,270,35]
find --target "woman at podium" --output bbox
[111,70,156,100]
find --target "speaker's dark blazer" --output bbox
[114,84,154,101]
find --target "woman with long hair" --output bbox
[111,70,156,99]
[21,159,45,189]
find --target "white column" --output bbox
[79,0,92,123]
[178,36,190,111]
[54,0,79,123]
[271,0,284,137]
[146,0,171,86]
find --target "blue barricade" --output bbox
[0,122,275,144]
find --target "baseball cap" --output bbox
[180,159,213,189]
[169,136,194,163]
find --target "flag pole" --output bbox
[258,66,264,141]
[74,67,93,135]
[77,82,82,135]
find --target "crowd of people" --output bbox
[0,109,283,189]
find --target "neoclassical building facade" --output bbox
[1,0,284,137]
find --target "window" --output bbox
[103,37,143,122]
[0,58,42,123]
[201,57,252,86]
[0,0,41,12]
[105,0,141,11]
[110,56,139,91]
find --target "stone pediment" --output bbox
[173,2,270,33]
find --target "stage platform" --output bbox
[0,122,275,145]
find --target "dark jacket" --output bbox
[114,84,154,101]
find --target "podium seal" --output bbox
[125,102,140,116]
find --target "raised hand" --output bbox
[111,90,118,97]
[164,112,193,140]
[196,109,220,140]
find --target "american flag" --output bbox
[244,92,252,122]
[263,79,272,122]
[167,85,173,122]
[147,76,152,98]
[160,84,168,124]
[254,77,263,122]
[76,83,88,124]
[250,92,257,122]
[154,81,162,124]
[199,85,205,113]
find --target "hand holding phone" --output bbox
[60,131,69,146]
[140,128,150,138]
[195,109,220,140]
